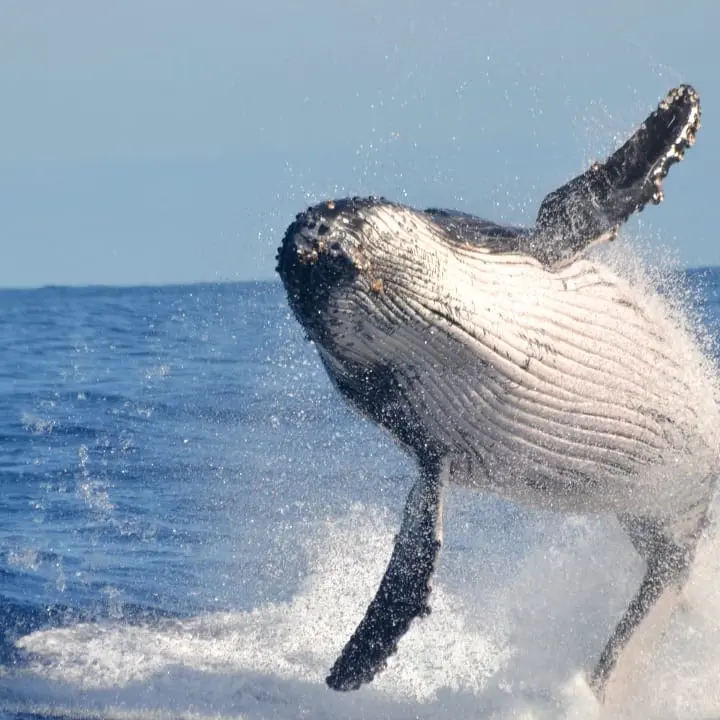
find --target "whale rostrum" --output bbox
[276,84,715,703]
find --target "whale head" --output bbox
[276,196,472,375]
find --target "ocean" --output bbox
[2,269,720,720]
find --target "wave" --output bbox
[3,501,720,720]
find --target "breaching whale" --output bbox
[276,84,718,702]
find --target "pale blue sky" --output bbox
[1,1,718,288]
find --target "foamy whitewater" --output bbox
[2,245,720,720]
[6,506,720,720]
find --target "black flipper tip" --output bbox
[326,643,388,691]
[324,577,435,692]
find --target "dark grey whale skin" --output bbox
[276,85,705,701]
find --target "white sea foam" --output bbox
[3,496,720,720]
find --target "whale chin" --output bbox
[276,197,410,359]
[275,201,361,343]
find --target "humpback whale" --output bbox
[276,84,718,702]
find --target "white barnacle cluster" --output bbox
[649,84,701,205]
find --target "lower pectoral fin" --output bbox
[326,455,448,691]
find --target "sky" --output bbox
[1,0,719,288]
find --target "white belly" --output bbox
[360,211,720,519]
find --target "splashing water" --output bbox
[4,493,720,720]
[2,243,720,720]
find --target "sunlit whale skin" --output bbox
[276,85,717,703]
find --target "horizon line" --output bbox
[1,265,718,293]
[0,277,283,293]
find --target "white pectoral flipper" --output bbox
[326,455,448,691]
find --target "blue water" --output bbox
[0,282,406,618]
[1,272,720,719]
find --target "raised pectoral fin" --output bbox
[534,85,701,267]
[326,456,448,691]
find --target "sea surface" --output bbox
[3,271,720,720]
